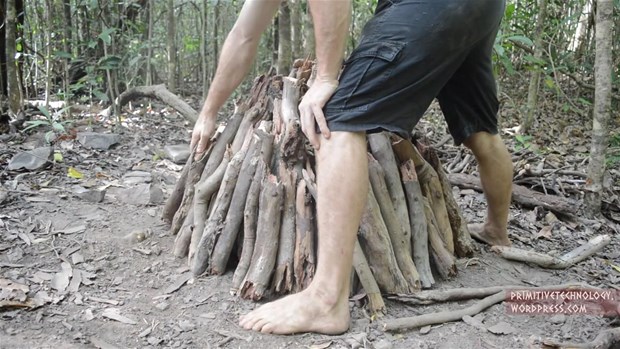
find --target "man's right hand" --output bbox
[190,112,216,160]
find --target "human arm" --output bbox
[299,0,351,149]
[192,0,281,159]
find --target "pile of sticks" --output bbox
[162,63,475,312]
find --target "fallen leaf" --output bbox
[462,315,487,331]
[0,279,29,293]
[90,336,120,349]
[102,308,137,325]
[536,225,553,239]
[309,341,332,349]
[55,225,87,235]
[51,262,73,292]
[419,325,432,334]
[54,152,64,163]
[163,272,193,294]
[608,263,620,273]
[68,167,84,179]
[487,321,515,335]
[67,269,82,293]
[89,296,120,306]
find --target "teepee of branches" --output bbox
[162,61,476,312]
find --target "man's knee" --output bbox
[463,131,505,157]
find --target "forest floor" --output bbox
[0,90,619,349]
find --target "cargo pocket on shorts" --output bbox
[341,40,405,111]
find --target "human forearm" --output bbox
[200,31,259,117]
[199,0,280,119]
[308,0,351,81]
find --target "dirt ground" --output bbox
[0,100,618,349]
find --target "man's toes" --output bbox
[251,319,269,332]
[260,323,276,334]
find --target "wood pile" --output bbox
[162,62,476,312]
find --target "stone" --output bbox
[123,171,152,185]
[73,186,106,203]
[374,339,393,349]
[112,183,164,206]
[77,132,120,150]
[487,321,515,335]
[550,314,566,324]
[8,147,53,171]
[155,302,170,311]
[164,144,190,164]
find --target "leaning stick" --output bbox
[353,239,386,314]
[368,154,420,291]
[423,198,457,279]
[382,291,506,331]
[491,235,611,269]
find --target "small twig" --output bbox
[541,327,620,349]
[383,291,506,331]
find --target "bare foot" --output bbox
[468,223,511,246]
[239,287,350,335]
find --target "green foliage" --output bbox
[23,106,74,143]
[514,134,533,151]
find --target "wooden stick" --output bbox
[368,154,420,291]
[358,188,410,294]
[368,134,412,252]
[400,159,434,288]
[382,291,506,331]
[387,282,595,305]
[541,328,620,349]
[293,179,316,292]
[239,175,284,300]
[391,136,455,254]
[162,154,191,224]
[191,148,247,275]
[491,235,611,269]
[423,198,457,279]
[353,239,386,314]
[173,208,193,258]
[231,161,266,294]
[448,173,579,217]
[210,135,262,275]
[189,152,230,263]
[273,162,298,294]
[421,144,475,258]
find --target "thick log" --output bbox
[280,77,306,166]
[391,136,455,254]
[173,208,194,258]
[189,153,230,262]
[170,150,210,235]
[231,160,266,294]
[422,147,475,258]
[239,175,284,300]
[114,84,198,122]
[353,239,385,314]
[368,154,420,291]
[400,160,434,288]
[368,134,412,246]
[491,235,611,269]
[273,162,298,294]
[358,188,410,294]
[448,173,580,217]
[383,291,506,331]
[162,154,191,224]
[209,135,262,275]
[191,148,247,275]
[293,179,316,292]
[423,198,457,279]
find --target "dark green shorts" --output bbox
[324,0,505,145]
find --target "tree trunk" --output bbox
[585,0,613,218]
[277,1,292,75]
[167,0,177,92]
[6,0,22,115]
[290,0,303,57]
[521,0,547,134]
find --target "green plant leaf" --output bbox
[98,27,116,45]
[506,35,534,47]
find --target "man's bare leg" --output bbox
[463,132,513,246]
[239,131,368,334]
